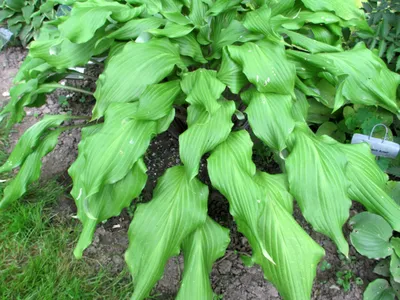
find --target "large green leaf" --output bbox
[282,29,342,54]
[148,22,194,38]
[300,0,368,29]
[0,129,62,209]
[364,279,395,300]
[0,115,75,173]
[30,33,107,70]
[134,81,181,121]
[180,69,225,114]
[93,39,183,119]
[210,20,252,59]
[208,130,324,300]
[243,89,295,151]
[176,217,230,300]
[228,40,296,96]
[71,103,169,202]
[286,125,351,256]
[68,125,148,258]
[288,43,400,114]
[337,143,400,232]
[217,47,247,94]
[206,0,241,16]
[172,33,207,63]
[254,172,293,214]
[242,5,280,41]
[179,100,235,179]
[390,253,400,283]
[59,0,143,43]
[125,166,208,300]
[349,212,393,259]
[108,17,166,40]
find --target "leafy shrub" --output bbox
[358,0,400,71]
[349,207,400,299]
[0,0,70,49]
[1,0,400,299]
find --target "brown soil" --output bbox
[0,46,378,299]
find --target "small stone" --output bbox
[2,91,10,97]
[231,267,241,275]
[42,107,51,114]
[218,260,233,275]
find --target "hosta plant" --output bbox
[1,0,400,299]
[349,209,400,299]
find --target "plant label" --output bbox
[351,134,400,158]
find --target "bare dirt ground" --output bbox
[0,46,377,299]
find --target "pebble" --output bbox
[218,260,233,275]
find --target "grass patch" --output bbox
[0,180,133,299]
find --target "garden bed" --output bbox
[0,46,378,299]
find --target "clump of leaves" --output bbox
[0,0,70,49]
[359,0,400,71]
[336,270,363,292]
[349,208,400,299]
[0,0,400,299]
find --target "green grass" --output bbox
[0,180,134,299]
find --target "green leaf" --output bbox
[30,32,107,69]
[108,17,166,40]
[277,11,341,31]
[386,181,400,206]
[206,0,241,16]
[243,5,280,41]
[243,89,295,151]
[148,22,194,38]
[390,277,400,298]
[71,103,165,202]
[300,0,368,29]
[21,5,35,23]
[176,217,230,300]
[180,69,225,114]
[134,80,181,121]
[172,33,207,63]
[286,125,351,256]
[5,0,24,11]
[264,0,295,15]
[125,166,209,300]
[179,100,235,179]
[390,253,400,283]
[93,39,183,119]
[208,130,324,300]
[392,238,400,257]
[217,48,247,94]
[210,20,252,59]
[0,129,63,209]
[129,0,161,14]
[253,172,293,214]
[228,40,296,96]
[337,143,400,232]
[374,259,390,277]
[364,279,395,300]
[0,115,75,173]
[282,29,342,54]
[349,212,393,259]
[316,122,337,137]
[288,43,400,114]
[69,125,148,258]
[59,0,143,43]
[188,0,208,27]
